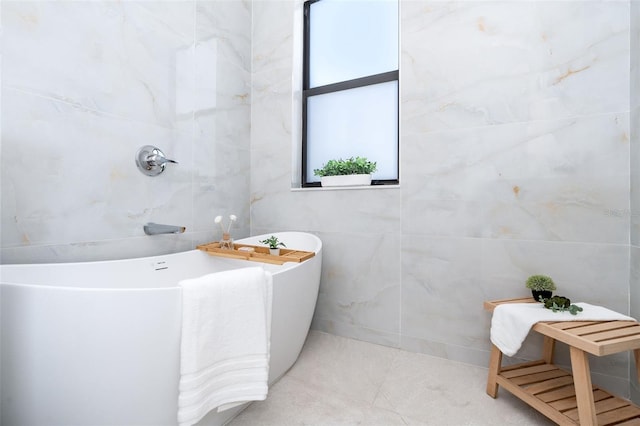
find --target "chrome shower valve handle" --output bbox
[135,145,178,176]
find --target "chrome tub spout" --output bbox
[143,223,186,235]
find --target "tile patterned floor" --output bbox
[229,331,553,425]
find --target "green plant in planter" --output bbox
[259,236,286,250]
[313,157,377,177]
[526,274,557,302]
[525,275,557,292]
[544,296,583,315]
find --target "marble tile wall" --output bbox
[1,0,636,403]
[0,1,252,263]
[630,0,640,404]
[631,0,639,249]
[250,0,634,395]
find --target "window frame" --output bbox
[301,0,400,188]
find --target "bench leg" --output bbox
[486,344,503,398]
[542,336,555,364]
[634,349,640,383]
[570,346,597,425]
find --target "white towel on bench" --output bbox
[490,302,634,357]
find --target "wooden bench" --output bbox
[485,297,640,425]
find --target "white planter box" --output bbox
[320,174,372,187]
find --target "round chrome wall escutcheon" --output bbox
[135,145,178,176]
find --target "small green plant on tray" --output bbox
[259,236,286,249]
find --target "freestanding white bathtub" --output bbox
[0,232,322,426]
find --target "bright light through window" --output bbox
[303,0,399,187]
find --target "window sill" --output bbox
[291,184,400,192]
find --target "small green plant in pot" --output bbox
[259,235,286,256]
[313,157,377,187]
[525,274,557,302]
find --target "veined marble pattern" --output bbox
[401,235,630,390]
[1,1,251,262]
[401,1,630,133]
[632,0,640,247]
[633,0,640,112]
[249,0,635,397]
[630,1,639,405]
[311,231,402,346]
[3,2,194,128]
[632,106,640,246]
[2,0,636,409]
[402,113,630,244]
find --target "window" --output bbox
[302,0,399,187]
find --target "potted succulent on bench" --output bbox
[526,274,556,302]
[259,235,286,256]
[313,156,377,187]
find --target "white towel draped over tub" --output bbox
[490,302,634,357]
[178,266,273,426]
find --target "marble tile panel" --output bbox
[632,107,640,246]
[401,1,629,133]
[196,0,251,71]
[399,333,492,368]
[401,235,489,351]
[0,233,194,265]
[402,113,630,244]
[478,240,630,314]
[251,77,294,150]
[633,1,639,276]
[1,89,193,248]
[401,235,630,375]
[632,1,640,111]
[251,187,402,236]
[3,1,196,128]
[312,232,401,339]
[251,0,295,76]
[311,317,401,349]
[1,0,255,264]
[192,109,251,234]
[0,228,252,265]
[192,38,251,113]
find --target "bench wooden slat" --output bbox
[597,404,640,425]
[551,321,603,330]
[524,376,576,395]
[536,385,578,403]
[616,418,640,426]
[562,321,639,335]
[577,326,640,343]
[548,389,610,412]
[500,363,559,379]
[510,369,570,386]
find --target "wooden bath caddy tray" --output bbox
[196,242,315,265]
